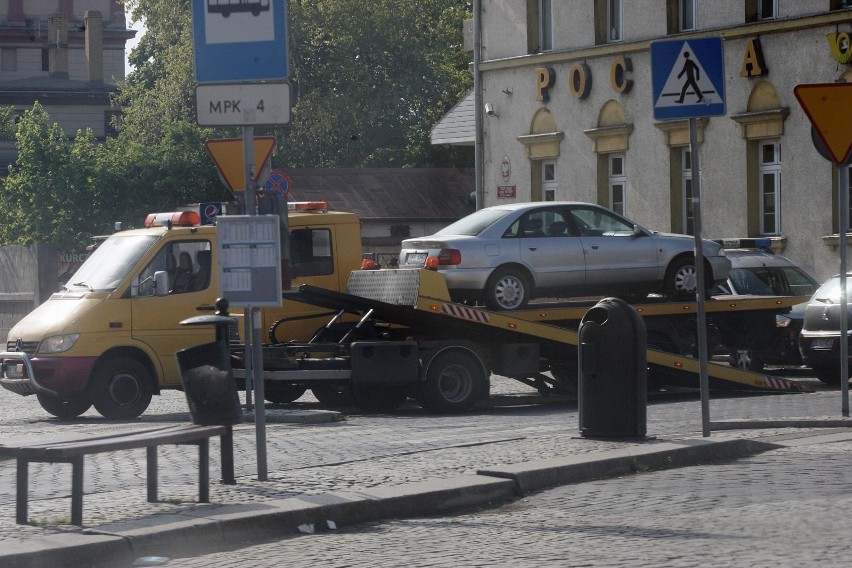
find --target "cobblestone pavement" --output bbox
[0,369,849,565]
[160,438,852,568]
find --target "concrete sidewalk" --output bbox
[3,388,852,568]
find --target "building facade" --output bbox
[0,0,131,160]
[471,0,852,282]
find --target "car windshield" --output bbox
[62,235,158,292]
[433,208,512,236]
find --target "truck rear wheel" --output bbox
[37,393,92,420]
[418,350,486,413]
[264,384,307,404]
[91,356,154,420]
[312,384,354,408]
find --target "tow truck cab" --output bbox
[0,203,363,419]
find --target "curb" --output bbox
[0,436,780,568]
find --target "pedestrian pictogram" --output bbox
[651,37,726,120]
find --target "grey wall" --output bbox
[0,244,57,343]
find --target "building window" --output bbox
[609,154,626,215]
[540,0,553,52]
[1,48,17,72]
[759,141,781,235]
[679,0,695,31]
[681,148,695,235]
[608,0,622,43]
[104,110,122,138]
[543,160,557,201]
[758,0,777,20]
[831,0,852,10]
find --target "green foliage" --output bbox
[0,105,225,249]
[280,0,473,167]
[0,0,473,247]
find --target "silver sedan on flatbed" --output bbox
[399,201,731,310]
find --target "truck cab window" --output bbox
[136,241,212,296]
[290,228,333,278]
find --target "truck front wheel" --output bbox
[418,350,486,413]
[91,357,154,420]
[37,393,92,420]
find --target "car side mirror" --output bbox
[633,225,644,238]
[154,270,169,296]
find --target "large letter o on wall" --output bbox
[569,63,591,99]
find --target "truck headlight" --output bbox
[38,334,80,354]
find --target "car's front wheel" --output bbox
[484,268,530,311]
[663,256,711,299]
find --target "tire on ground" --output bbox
[91,356,154,420]
[418,349,487,413]
[37,393,92,420]
[264,384,308,404]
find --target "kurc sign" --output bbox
[534,37,776,102]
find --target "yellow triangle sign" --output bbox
[205,136,276,191]
[794,83,852,164]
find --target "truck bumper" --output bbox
[0,352,96,397]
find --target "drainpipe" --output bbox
[473,0,483,211]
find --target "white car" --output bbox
[399,201,731,310]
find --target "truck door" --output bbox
[130,240,217,387]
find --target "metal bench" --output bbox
[0,423,235,525]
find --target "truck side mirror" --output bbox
[154,270,169,296]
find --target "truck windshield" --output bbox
[63,235,158,292]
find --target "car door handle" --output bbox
[527,247,538,251]
[589,245,600,250]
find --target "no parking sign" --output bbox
[264,170,291,196]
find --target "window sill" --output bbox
[822,234,852,251]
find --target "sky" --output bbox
[124,12,146,76]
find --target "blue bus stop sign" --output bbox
[192,0,289,83]
[651,37,725,120]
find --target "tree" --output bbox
[119,0,473,166]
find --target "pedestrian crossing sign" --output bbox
[651,37,726,120]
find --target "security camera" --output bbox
[484,103,498,117]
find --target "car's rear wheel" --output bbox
[484,268,530,311]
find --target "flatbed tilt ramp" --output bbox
[285,269,812,393]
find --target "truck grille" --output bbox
[5,341,38,357]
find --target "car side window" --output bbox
[569,207,633,237]
[504,210,573,238]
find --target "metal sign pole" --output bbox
[689,118,711,437]
[839,164,849,416]
[243,124,269,481]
